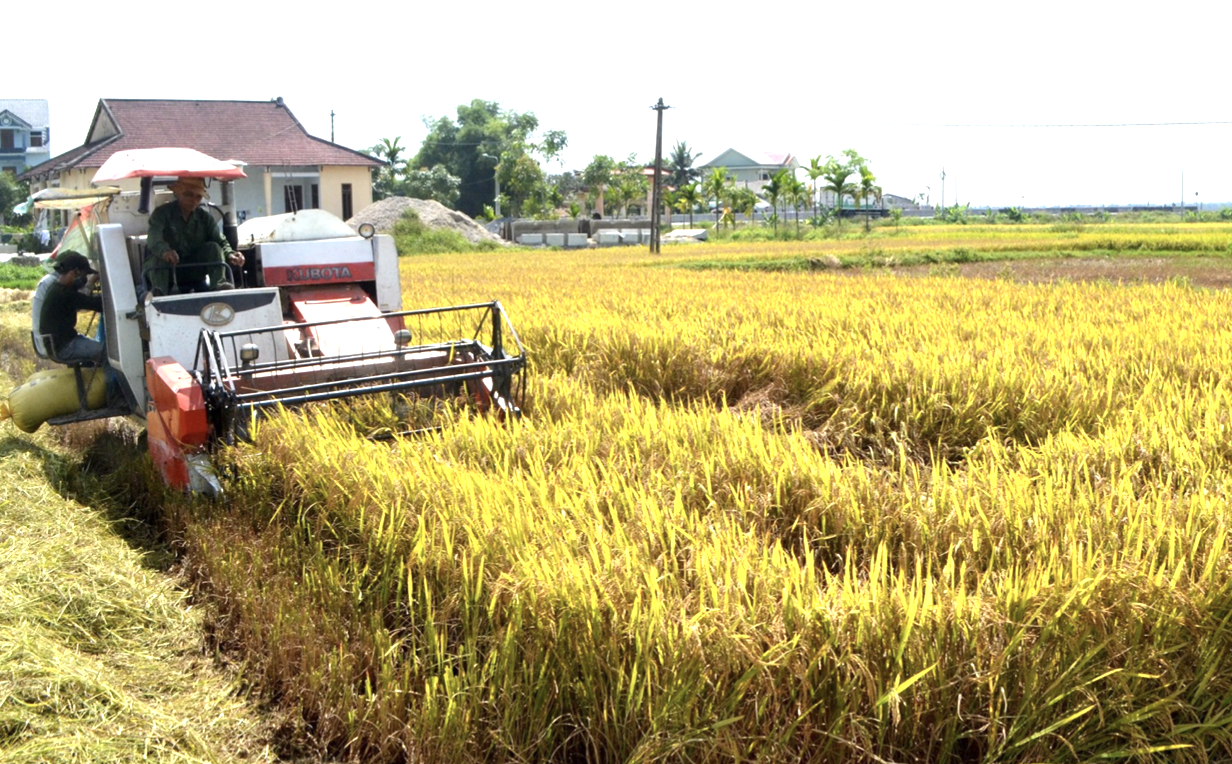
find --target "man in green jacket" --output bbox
[143,176,245,294]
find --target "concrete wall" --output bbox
[505,217,653,242]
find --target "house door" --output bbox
[284,185,304,213]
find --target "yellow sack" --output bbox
[0,367,107,433]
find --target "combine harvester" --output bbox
[9,148,525,494]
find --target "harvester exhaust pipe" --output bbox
[220,179,239,251]
[220,160,247,252]
[138,177,153,214]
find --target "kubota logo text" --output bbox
[288,266,353,282]
[200,302,235,326]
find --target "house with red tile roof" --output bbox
[20,97,381,222]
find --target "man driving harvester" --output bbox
[143,176,244,295]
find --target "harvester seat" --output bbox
[31,331,101,368]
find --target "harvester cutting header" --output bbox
[8,148,526,493]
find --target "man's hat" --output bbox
[169,176,209,197]
[54,251,98,275]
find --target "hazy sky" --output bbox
[12,0,1230,207]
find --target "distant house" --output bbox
[698,149,800,195]
[0,99,51,175]
[20,98,380,222]
[881,193,919,210]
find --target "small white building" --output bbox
[0,99,51,175]
[881,193,920,210]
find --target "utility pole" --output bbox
[331,110,335,143]
[940,168,946,211]
[482,154,502,218]
[650,97,670,254]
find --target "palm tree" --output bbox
[763,169,789,233]
[677,182,701,227]
[372,137,406,172]
[731,187,757,226]
[605,181,630,218]
[704,168,730,226]
[666,141,702,188]
[618,172,649,217]
[858,164,882,232]
[806,156,826,221]
[672,191,692,226]
[369,137,407,200]
[662,189,677,227]
[787,176,808,237]
[821,153,860,228]
[583,155,616,217]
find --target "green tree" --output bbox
[412,100,565,217]
[402,164,461,208]
[582,155,616,217]
[763,169,788,233]
[665,141,702,188]
[858,163,882,232]
[786,175,808,236]
[499,152,547,218]
[616,172,648,217]
[661,189,677,227]
[731,187,757,227]
[605,180,631,219]
[806,156,826,221]
[704,167,731,225]
[0,172,30,228]
[367,136,407,201]
[676,182,701,227]
[821,149,864,227]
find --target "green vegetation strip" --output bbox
[662,247,1084,271]
[0,263,47,291]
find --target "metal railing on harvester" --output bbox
[192,300,526,442]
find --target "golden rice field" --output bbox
[145,226,1232,763]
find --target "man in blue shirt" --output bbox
[143,176,245,294]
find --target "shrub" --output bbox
[391,209,501,255]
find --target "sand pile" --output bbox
[348,197,504,245]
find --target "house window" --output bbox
[2,167,16,175]
[760,172,769,181]
[342,183,353,220]
[311,183,319,209]
[284,185,304,213]
[30,132,43,148]
[0,132,12,150]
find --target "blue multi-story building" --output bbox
[0,99,51,175]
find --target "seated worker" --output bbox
[39,251,105,365]
[143,176,245,294]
